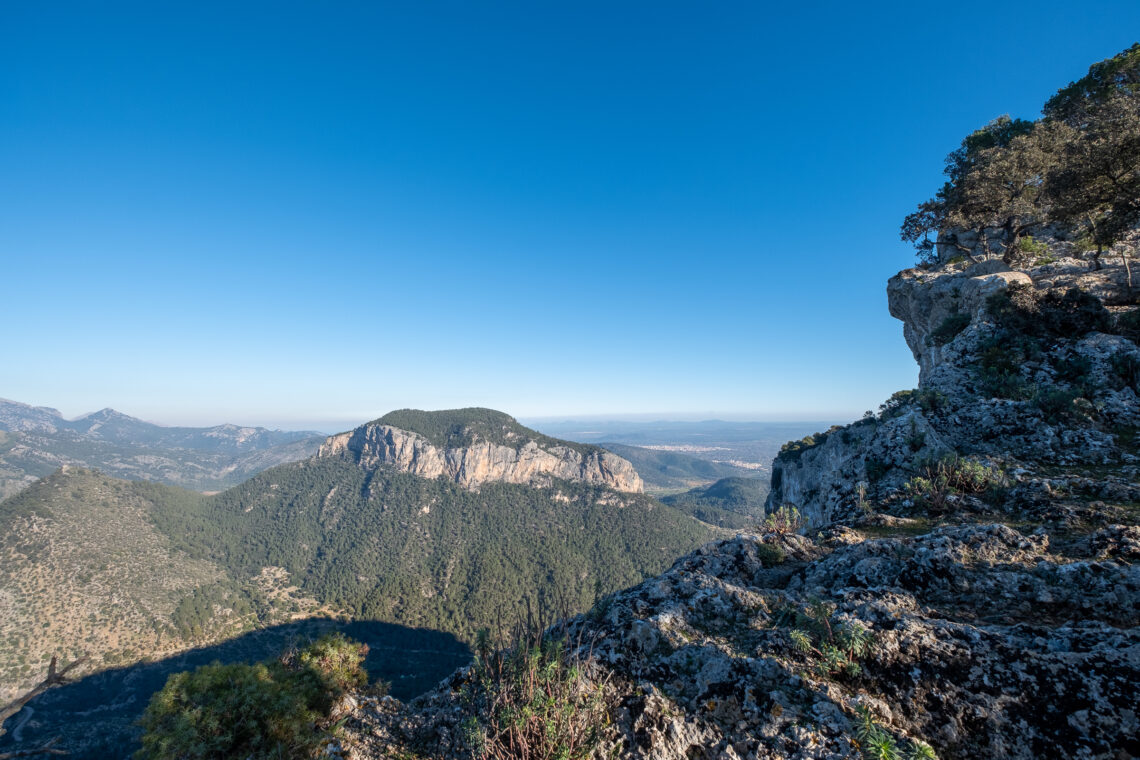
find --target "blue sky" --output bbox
[2,2,1138,430]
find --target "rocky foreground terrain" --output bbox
[337,252,1140,759]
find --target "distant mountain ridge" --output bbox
[0,398,324,498]
[0,399,318,451]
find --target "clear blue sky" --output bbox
[2,2,1138,430]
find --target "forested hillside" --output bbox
[0,470,250,699]
[660,476,769,528]
[0,414,715,708]
[155,452,712,639]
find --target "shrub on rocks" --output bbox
[136,633,371,760]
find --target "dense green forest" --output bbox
[660,477,769,529]
[149,454,712,640]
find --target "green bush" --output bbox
[879,389,948,419]
[974,334,1038,399]
[1053,353,1095,394]
[905,455,1006,512]
[929,314,971,346]
[987,285,1111,341]
[777,430,832,462]
[904,419,926,453]
[854,704,938,760]
[762,505,805,535]
[1110,352,1140,391]
[864,458,889,483]
[878,390,916,419]
[1034,387,1090,424]
[780,598,873,679]
[136,633,371,760]
[1115,308,1140,342]
[755,542,787,568]
[1017,235,1051,258]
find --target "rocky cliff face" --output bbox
[769,253,1140,527]
[319,420,644,493]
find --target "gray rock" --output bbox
[319,422,644,492]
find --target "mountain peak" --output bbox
[321,408,644,493]
[0,398,66,433]
[373,407,530,449]
[76,407,134,422]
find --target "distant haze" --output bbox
[3,4,1136,424]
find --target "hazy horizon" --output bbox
[4,3,1138,426]
[2,393,849,436]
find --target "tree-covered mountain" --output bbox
[0,398,324,498]
[159,451,709,639]
[660,477,769,529]
[0,410,714,711]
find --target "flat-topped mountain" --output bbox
[0,398,324,498]
[319,407,644,493]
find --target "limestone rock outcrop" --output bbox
[319,420,644,493]
[886,259,1030,387]
[769,252,1140,527]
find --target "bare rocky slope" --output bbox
[338,246,1140,759]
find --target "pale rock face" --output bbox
[319,423,644,493]
[769,254,1140,527]
[769,411,955,527]
[887,260,1031,387]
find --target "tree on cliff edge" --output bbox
[902,44,1140,267]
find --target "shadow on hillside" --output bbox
[0,618,471,760]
